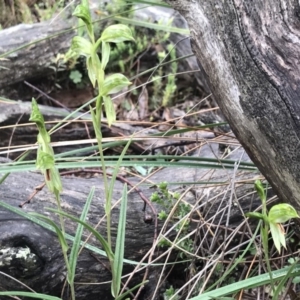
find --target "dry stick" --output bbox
[132,143,210,299]
[59,168,157,218]
[19,182,46,207]
[7,113,24,160]
[0,270,36,295]
[24,81,71,111]
[21,168,157,223]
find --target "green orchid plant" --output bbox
[66,0,135,251]
[247,179,299,295]
[247,180,299,254]
[28,0,138,299]
[65,0,137,298]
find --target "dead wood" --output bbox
[0,2,208,103]
[0,144,268,299]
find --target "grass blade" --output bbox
[189,265,300,300]
[112,183,128,297]
[0,292,61,299]
[68,186,95,284]
[29,212,68,253]
[46,208,114,262]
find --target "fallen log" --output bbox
[0,2,209,103]
[0,164,160,299]
[0,147,267,299]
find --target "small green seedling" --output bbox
[247,179,299,254]
[247,179,300,296]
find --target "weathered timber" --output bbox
[0,152,265,299]
[0,2,207,101]
[0,168,157,299]
[165,0,300,211]
[0,100,228,160]
[0,101,152,160]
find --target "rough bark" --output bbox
[165,0,300,211]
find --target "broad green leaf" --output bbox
[73,4,93,39]
[103,95,116,127]
[87,56,97,87]
[100,24,135,43]
[101,41,110,70]
[101,73,131,96]
[112,184,128,297]
[269,203,299,223]
[70,36,92,57]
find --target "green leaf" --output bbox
[103,95,116,127]
[188,264,300,300]
[68,187,95,284]
[0,292,62,299]
[87,56,97,87]
[70,36,92,57]
[269,203,299,223]
[245,212,264,220]
[100,24,135,43]
[73,4,93,39]
[69,70,82,84]
[112,184,128,297]
[47,208,114,262]
[106,139,132,217]
[101,41,110,71]
[101,73,131,96]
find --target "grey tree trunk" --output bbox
[166,0,300,210]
